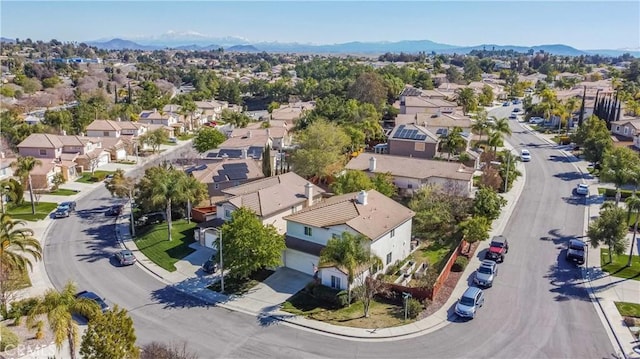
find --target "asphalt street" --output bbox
[44,107,615,358]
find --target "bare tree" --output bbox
[352,273,389,318]
[0,266,25,318]
[141,341,198,359]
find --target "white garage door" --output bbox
[97,154,109,167]
[116,149,127,160]
[285,249,318,276]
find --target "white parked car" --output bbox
[575,183,589,196]
[529,117,544,124]
[520,149,531,162]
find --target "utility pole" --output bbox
[504,152,511,193]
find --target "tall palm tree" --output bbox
[487,130,503,154]
[625,195,640,267]
[11,156,42,215]
[28,282,101,359]
[0,213,43,271]
[471,110,490,144]
[0,179,18,213]
[319,232,371,305]
[179,174,207,224]
[442,126,466,161]
[491,117,512,138]
[455,87,477,115]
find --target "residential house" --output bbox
[195,100,227,124]
[85,119,149,156]
[138,109,182,135]
[206,129,272,160]
[387,123,440,159]
[195,172,326,248]
[271,102,315,126]
[86,120,122,138]
[611,118,640,149]
[187,158,265,203]
[232,121,291,150]
[345,154,475,196]
[400,96,457,115]
[282,189,415,289]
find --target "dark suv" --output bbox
[485,235,509,263]
[566,239,586,265]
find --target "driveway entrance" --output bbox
[226,267,313,315]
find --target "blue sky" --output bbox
[1,1,638,50]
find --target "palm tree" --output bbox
[600,147,640,206]
[179,174,207,224]
[491,117,512,138]
[11,156,42,215]
[487,130,503,154]
[442,126,466,161]
[0,213,43,271]
[625,195,640,267]
[471,110,490,144]
[0,179,18,213]
[319,232,371,305]
[28,282,101,359]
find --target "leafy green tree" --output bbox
[43,109,73,134]
[446,66,463,84]
[331,170,373,195]
[472,186,507,220]
[262,144,272,177]
[0,179,21,209]
[371,172,396,197]
[348,72,387,109]
[11,156,42,215]
[409,185,455,239]
[319,232,372,305]
[441,126,466,160]
[219,207,286,280]
[139,129,168,154]
[600,147,640,206]
[105,169,135,198]
[571,115,613,166]
[80,305,139,359]
[478,85,495,106]
[498,150,521,192]
[587,206,628,264]
[455,87,477,114]
[21,77,41,94]
[463,58,483,83]
[458,216,491,243]
[290,119,350,181]
[192,127,226,154]
[221,110,250,128]
[28,282,102,359]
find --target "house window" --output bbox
[407,183,413,189]
[390,229,395,238]
[39,149,46,156]
[330,276,341,289]
[615,125,620,132]
[624,127,629,135]
[103,131,109,136]
[224,209,232,218]
[304,226,312,236]
[414,142,426,152]
[386,252,392,265]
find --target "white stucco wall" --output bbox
[286,222,357,247]
[369,219,413,271]
[261,203,304,234]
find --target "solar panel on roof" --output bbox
[415,134,427,140]
[393,125,406,138]
[227,171,247,181]
[213,175,226,182]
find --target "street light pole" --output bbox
[203,227,224,293]
[504,151,511,193]
[128,188,135,237]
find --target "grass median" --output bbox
[134,219,197,272]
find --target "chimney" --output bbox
[247,130,252,138]
[356,190,368,205]
[266,128,271,137]
[305,182,313,207]
[61,130,66,136]
[369,157,377,172]
[241,148,248,159]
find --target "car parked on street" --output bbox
[575,183,589,196]
[474,260,498,288]
[509,113,518,120]
[529,117,545,124]
[502,101,510,107]
[455,286,485,319]
[566,239,586,265]
[57,201,76,212]
[202,258,219,274]
[520,149,531,162]
[53,208,70,218]
[75,290,110,313]
[106,204,123,216]
[115,250,137,266]
[485,235,509,263]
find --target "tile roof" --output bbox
[17,134,64,149]
[284,189,415,241]
[346,153,475,181]
[86,120,122,131]
[190,159,264,184]
[220,172,325,217]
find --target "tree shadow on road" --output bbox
[150,284,218,310]
[256,304,296,327]
[74,220,120,263]
[553,171,584,181]
[544,258,595,303]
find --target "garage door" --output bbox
[97,154,109,167]
[284,249,318,276]
[116,149,127,160]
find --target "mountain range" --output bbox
[84,35,639,57]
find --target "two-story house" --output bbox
[187,158,265,203]
[207,130,272,160]
[195,100,226,124]
[387,123,440,159]
[282,189,415,289]
[138,109,183,135]
[345,154,475,196]
[611,118,640,149]
[230,122,291,150]
[85,119,149,157]
[195,172,325,248]
[400,96,457,115]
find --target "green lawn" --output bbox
[410,238,458,273]
[75,171,115,184]
[48,188,78,196]
[134,220,197,272]
[207,268,274,295]
[177,134,194,141]
[600,249,640,281]
[5,202,58,221]
[615,302,640,318]
[282,291,409,328]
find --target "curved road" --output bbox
[45,108,615,358]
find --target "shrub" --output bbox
[557,136,571,145]
[416,267,440,289]
[336,290,349,308]
[7,297,40,320]
[452,256,468,272]
[405,298,423,319]
[308,283,345,308]
[0,325,21,351]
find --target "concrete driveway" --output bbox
[226,268,313,315]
